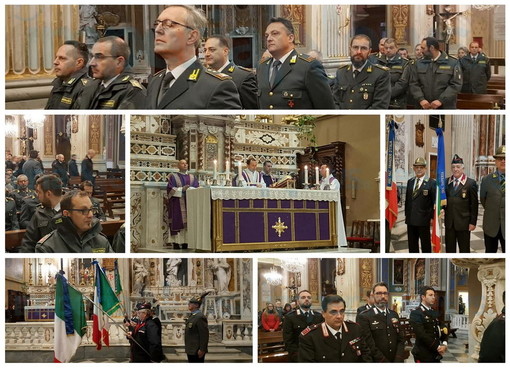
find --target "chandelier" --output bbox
[281,258,306,273]
[5,116,17,138]
[24,113,46,129]
[264,267,282,286]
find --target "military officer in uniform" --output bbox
[368,37,388,65]
[460,41,491,94]
[18,175,62,253]
[383,38,411,109]
[5,194,19,231]
[257,17,335,109]
[45,40,90,109]
[410,286,448,363]
[204,35,258,109]
[283,289,324,362]
[444,154,478,253]
[409,37,462,109]
[405,158,436,253]
[333,34,391,109]
[480,145,505,252]
[147,6,241,109]
[35,190,113,253]
[299,295,372,362]
[356,290,374,315]
[10,174,35,211]
[75,36,146,109]
[356,282,405,362]
[185,292,210,362]
[479,292,505,362]
[19,194,40,229]
[128,302,164,363]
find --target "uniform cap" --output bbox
[494,145,506,159]
[451,154,464,165]
[413,157,427,166]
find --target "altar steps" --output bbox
[169,345,253,362]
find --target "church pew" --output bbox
[258,330,288,363]
[4,220,124,251]
[96,183,126,219]
[487,76,505,90]
[457,93,504,109]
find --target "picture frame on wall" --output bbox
[393,259,404,286]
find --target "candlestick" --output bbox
[304,165,309,185]
[237,161,243,183]
[315,166,320,185]
[213,160,217,180]
[326,168,329,178]
[225,161,230,181]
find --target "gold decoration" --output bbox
[337,258,345,275]
[360,259,373,289]
[89,115,101,153]
[392,5,410,44]
[272,217,288,237]
[282,5,305,45]
[415,121,425,147]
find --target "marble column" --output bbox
[451,115,475,178]
[335,258,365,319]
[240,259,252,319]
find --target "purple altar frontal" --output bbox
[24,306,55,321]
[213,198,337,251]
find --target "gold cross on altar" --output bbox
[272,217,288,237]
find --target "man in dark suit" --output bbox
[405,157,436,253]
[299,295,372,362]
[81,149,95,184]
[147,5,241,109]
[444,154,478,253]
[356,290,374,315]
[356,282,405,362]
[204,35,258,109]
[410,286,448,362]
[185,293,210,362]
[480,145,505,252]
[334,34,391,109]
[283,290,324,362]
[257,17,335,109]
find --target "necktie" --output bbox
[454,178,459,190]
[413,178,420,196]
[501,173,505,192]
[158,72,175,105]
[335,332,342,341]
[353,69,360,79]
[269,60,281,88]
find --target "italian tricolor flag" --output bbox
[432,127,447,253]
[54,273,86,363]
[92,261,121,350]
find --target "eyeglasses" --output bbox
[67,207,97,216]
[91,53,118,60]
[375,292,389,296]
[328,309,346,316]
[153,19,195,31]
[351,45,370,52]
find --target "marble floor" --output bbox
[405,330,473,363]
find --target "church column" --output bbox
[451,115,475,178]
[455,5,471,49]
[240,259,252,319]
[475,115,490,179]
[336,258,364,318]
[409,6,434,47]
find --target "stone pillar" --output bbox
[451,115,475,178]
[455,5,472,50]
[336,258,364,319]
[240,259,252,319]
[409,6,434,47]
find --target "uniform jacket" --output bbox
[45,68,90,109]
[146,60,241,109]
[282,308,324,357]
[459,53,491,94]
[74,71,146,109]
[184,310,209,355]
[19,205,58,252]
[257,50,335,109]
[68,159,80,177]
[384,55,411,109]
[22,158,43,190]
[10,188,36,211]
[356,306,406,362]
[480,171,505,238]
[52,160,69,186]
[35,215,112,253]
[19,195,40,229]
[478,309,505,362]
[81,156,94,182]
[298,321,372,362]
[405,176,436,226]
[445,175,478,230]
[356,304,372,315]
[409,304,448,362]
[6,197,19,231]
[130,316,164,362]
[409,51,463,109]
[333,61,391,109]
[222,62,259,109]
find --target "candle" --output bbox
[304,165,309,184]
[213,160,217,180]
[315,166,320,185]
[326,168,330,178]
[237,161,243,182]
[225,161,230,180]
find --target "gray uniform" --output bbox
[384,55,411,109]
[6,197,19,231]
[19,205,58,252]
[459,53,491,94]
[257,50,335,109]
[480,171,505,239]
[222,62,259,109]
[22,158,43,190]
[184,310,209,358]
[10,188,36,211]
[146,60,242,109]
[333,62,391,109]
[409,51,463,109]
[19,195,40,229]
[45,68,90,109]
[74,72,146,109]
[35,215,113,253]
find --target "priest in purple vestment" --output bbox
[167,159,199,249]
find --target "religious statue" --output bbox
[133,260,148,296]
[212,258,231,294]
[166,258,182,286]
[440,8,462,44]
[79,5,98,45]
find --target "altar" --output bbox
[187,187,348,252]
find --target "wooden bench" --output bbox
[258,330,288,363]
[95,183,126,219]
[5,220,124,251]
[457,93,504,109]
[347,220,380,253]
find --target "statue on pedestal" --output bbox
[166,258,182,286]
[213,258,231,294]
[133,260,148,296]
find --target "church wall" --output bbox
[314,115,380,226]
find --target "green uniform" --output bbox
[6,197,19,231]
[35,215,113,253]
[333,62,391,109]
[257,50,335,109]
[10,188,36,211]
[384,55,411,109]
[18,205,58,253]
[45,68,90,109]
[222,62,259,109]
[146,60,241,109]
[409,51,463,109]
[459,53,491,93]
[184,310,209,362]
[75,72,146,109]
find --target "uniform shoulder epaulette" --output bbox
[448,55,458,60]
[237,65,254,73]
[358,308,371,315]
[37,232,54,244]
[300,324,319,336]
[345,319,357,325]
[260,57,271,65]
[81,78,89,86]
[374,64,390,71]
[205,69,232,81]
[6,196,14,202]
[154,69,166,77]
[298,54,315,62]
[338,64,349,69]
[129,79,143,89]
